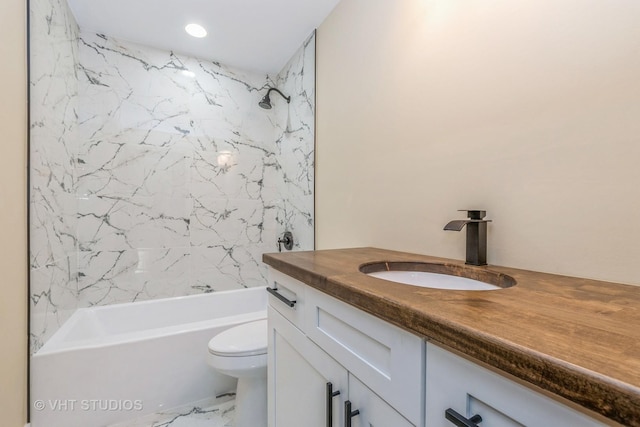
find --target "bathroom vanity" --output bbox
[265,248,640,427]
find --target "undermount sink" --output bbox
[360,262,516,291]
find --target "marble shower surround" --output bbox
[75,32,281,307]
[30,0,315,353]
[29,0,80,353]
[273,35,316,252]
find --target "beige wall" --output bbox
[316,0,640,285]
[0,0,28,425]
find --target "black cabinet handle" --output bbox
[266,287,296,308]
[445,408,482,427]
[326,382,341,427]
[345,400,360,427]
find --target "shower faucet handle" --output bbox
[277,231,294,252]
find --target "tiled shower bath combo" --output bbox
[29,0,314,424]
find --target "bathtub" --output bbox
[31,287,267,427]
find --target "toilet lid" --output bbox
[208,319,268,357]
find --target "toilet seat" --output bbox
[208,319,268,357]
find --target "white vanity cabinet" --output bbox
[425,343,605,427]
[269,306,415,427]
[267,269,423,427]
[267,268,605,427]
[269,306,347,427]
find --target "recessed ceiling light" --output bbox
[185,23,207,38]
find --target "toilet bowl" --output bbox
[207,319,268,427]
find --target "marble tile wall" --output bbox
[30,2,315,353]
[74,32,282,307]
[273,33,316,251]
[29,0,80,352]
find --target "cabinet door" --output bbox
[426,343,604,427]
[346,375,415,427]
[268,306,348,427]
[305,286,424,425]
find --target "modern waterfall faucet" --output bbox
[444,210,492,266]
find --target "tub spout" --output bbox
[444,210,492,266]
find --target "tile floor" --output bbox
[110,396,235,427]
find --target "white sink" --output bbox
[367,270,501,290]
[361,262,515,291]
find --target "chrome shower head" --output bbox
[259,87,290,109]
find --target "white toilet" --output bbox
[207,319,268,427]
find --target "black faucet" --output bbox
[444,210,492,266]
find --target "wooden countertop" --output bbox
[263,247,640,426]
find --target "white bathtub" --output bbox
[31,287,267,427]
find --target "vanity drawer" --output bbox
[426,342,605,427]
[267,268,307,332]
[304,286,424,426]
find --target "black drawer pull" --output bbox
[345,400,360,427]
[326,382,341,427]
[266,287,296,307]
[445,408,482,427]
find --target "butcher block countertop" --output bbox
[263,247,640,426]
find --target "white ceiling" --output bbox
[66,0,342,74]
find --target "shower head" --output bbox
[259,87,291,109]
[258,94,273,110]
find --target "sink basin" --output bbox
[360,262,516,291]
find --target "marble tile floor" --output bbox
[110,396,235,427]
